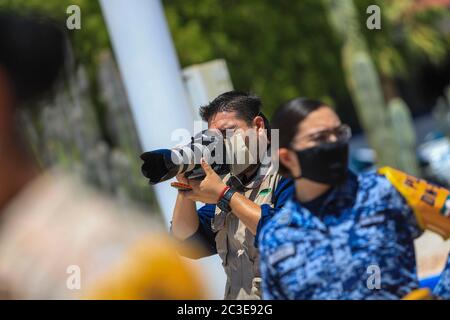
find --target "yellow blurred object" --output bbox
[85,235,205,300]
[0,172,206,299]
[402,288,432,300]
[379,167,450,240]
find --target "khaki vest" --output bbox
[212,163,282,300]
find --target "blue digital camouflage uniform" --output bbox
[433,255,450,299]
[259,170,449,299]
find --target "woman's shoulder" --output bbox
[259,198,305,245]
[356,169,408,209]
[357,169,397,194]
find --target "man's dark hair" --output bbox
[271,97,327,176]
[0,11,66,103]
[199,91,270,130]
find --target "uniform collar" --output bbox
[320,170,358,214]
[293,169,358,221]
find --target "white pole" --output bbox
[100,0,225,299]
[99,0,193,219]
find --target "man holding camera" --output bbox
[170,91,294,300]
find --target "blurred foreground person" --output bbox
[259,98,450,299]
[0,11,204,299]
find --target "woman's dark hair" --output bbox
[271,97,328,176]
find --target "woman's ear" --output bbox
[279,148,293,170]
[279,148,300,177]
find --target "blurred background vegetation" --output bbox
[1,0,449,209]
[2,0,449,126]
[164,0,450,128]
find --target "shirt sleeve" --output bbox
[256,178,294,246]
[170,204,217,259]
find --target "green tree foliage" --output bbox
[164,0,349,119]
[1,0,449,124]
[355,0,450,79]
[164,0,450,122]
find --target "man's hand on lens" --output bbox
[179,158,227,204]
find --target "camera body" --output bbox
[140,129,230,185]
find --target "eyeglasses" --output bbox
[293,124,352,146]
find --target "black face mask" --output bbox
[293,141,349,185]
